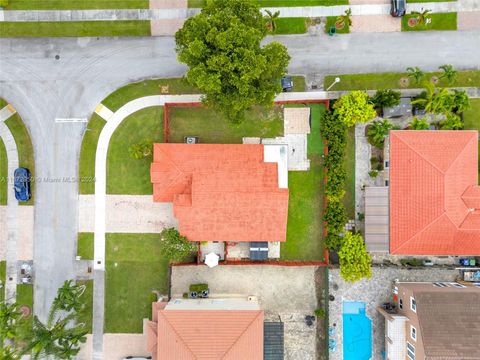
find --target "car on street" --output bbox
[390,0,406,17]
[14,167,31,202]
[281,76,293,92]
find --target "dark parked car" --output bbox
[281,76,293,92]
[14,167,31,202]
[390,0,406,17]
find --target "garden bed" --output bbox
[325,16,349,34]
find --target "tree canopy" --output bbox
[338,232,372,283]
[159,228,197,263]
[175,0,290,122]
[333,91,376,127]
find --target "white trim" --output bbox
[410,296,416,312]
[410,325,416,341]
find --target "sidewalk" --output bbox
[1,1,478,23]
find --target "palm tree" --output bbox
[367,119,393,149]
[336,8,352,28]
[411,8,431,25]
[264,10,280,32]
[408,117,430,130]
[438,64,457,84]
[371,89,401,109]
[411,82,453,115]
[406,67,425,84]
[129,140,153,159]
[452,90,470,114]
[54,280,86,313]
[1,301,29,359]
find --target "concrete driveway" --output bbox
[78,333,149,360]
[78,195,177,233]
[172,265,321,360]
[0,205,34,260]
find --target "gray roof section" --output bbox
[364,186,389,252]
[264,322,284,360]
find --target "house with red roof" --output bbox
[145,298,265,360]
[150,143,289,261]
[365,130,480,255]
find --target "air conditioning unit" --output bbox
[184,136,199,144]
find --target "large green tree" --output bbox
[159,228,197,263]
[333,91,376,127]
[338,232,372,283]
[175,0,290,122]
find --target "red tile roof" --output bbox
[147,310,264,360]
[150,144,288,242]
[390,130,480,255]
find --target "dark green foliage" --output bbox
[371,89,401,109]
[189,284,209,292]
[159,228,197,262]
[323,199,347,251]
[400,258,423,267]
[367,119,394,149]
[175,0,290,122]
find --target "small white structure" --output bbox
[204,252,220,268]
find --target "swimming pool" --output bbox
[343,301,372,360]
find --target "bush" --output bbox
[189,283,209,292]
[0,0,8,7]
[440,113,463,130]
[371,89,401,109]
[408,117,429,130]
[370,156,383,171]
[338,232,372,283]
[159,228,197,262]
[333,91,376,127]
[400,258,423,267]
[368,170,379,178]
[324,199,347,251]
[315,308,325,318]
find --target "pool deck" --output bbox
[328,267,458,360]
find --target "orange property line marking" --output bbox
[164,99,330,266]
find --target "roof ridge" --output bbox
[391,213,446,253]
[221,311,263,359]
[393,132,446,175]
[160,311,197,359]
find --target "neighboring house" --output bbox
[150,143,289,261]
[378,282,480,360]
[365,130,480,255]
[145,297,272,360]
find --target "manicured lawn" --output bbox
[0,21,151,37]
[16,284,33,309]
[325,16,349,34]
[77,280,93,333]
[79,114,106,195]
[0,261,6,302]
[189,0,347,7]
[104,233,170,333]
[0,139,7,205]
[107,107,164,194]
[291,75,306,92]
[402,13,457,31]
[324,70,480,90]
[6,0,148,9]
[102,79,199,112]
[282,104,325,261]
[168,106,283,143]
[463,99,480,181]
[5,114,35,206]
[272,18,307,35]
[344,127,355,219]
[98,78,199,113]
[77,233,94,260]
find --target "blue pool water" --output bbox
[343,301,372,360]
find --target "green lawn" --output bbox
[16,284,33,309]
[102,79,199,112]
[407,0,455,2]
[463,99,480,180]
[402,13,457,31]
[77,280,93,333]
[79,114,106,195]
[189,0,347,7]
[0,261,6,302]
[5,114,35,206]
[0,21,151,37]
[6,0,147,9]
[168,106,283,143]
[343,127,355,219]
[292,76,307,92]
[0,139,7,205]
[325,16,349,34]
[77,232,94,259]
[104,233,170,333]
[282,104,325,261]
[272,18,307,35]
[107,107,164,194]
[324,70,480,90]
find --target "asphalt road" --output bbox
[0,30,479,321]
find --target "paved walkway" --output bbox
[0,105,19,304]
[2,1,479,22]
